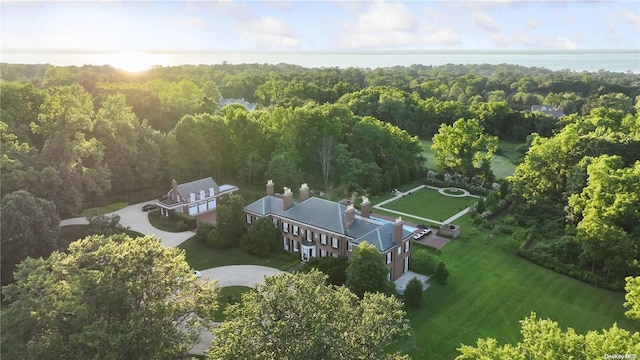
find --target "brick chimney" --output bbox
[345,204,356,228]
[283,187,293,210]
[299,183,310,202]
[171,179,178,201]
[394,217,404,246]
[361,196,371,218]
[266,179,274,196]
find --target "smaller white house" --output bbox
[157,177,238,216]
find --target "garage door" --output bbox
[188,205,197,215]
[198,202,207,213]
[208,199,216,210]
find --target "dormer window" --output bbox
[209,188,215,197]
[190,193,196,202]
[199,190,205,200]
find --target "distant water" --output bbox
[3,49,639,73]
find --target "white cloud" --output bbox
[340,29,460,49]
[620,10,640,29]
[473,11,500,32]
[345,2,419,33]
[240,16,300,49]
[491,33,579,50]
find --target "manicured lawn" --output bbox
[213,286,253,321]
[381,188,478,222]
[392,214,639,359]
[421,139,517,179]
[178,236,300,271]
[79,202,128,217]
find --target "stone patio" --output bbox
[394,270,430,295]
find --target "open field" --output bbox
[380,187,477,222]
[421,140,517,179]
[393,215,639,359]
[178,236,299,271]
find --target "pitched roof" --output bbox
[244,195,412,252]
[175,177,219,197]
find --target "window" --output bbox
[397,247,401,255]
[386,252,392,264]
[209,188,215,197]
[293,241,299,252]
[293,225,299,236]
[331,253,338,258]
[272,218,279,228]
[283,237,289,251]
[320,249,327,257]
[320,234,327,245]
[306,230,312,241]
[331,237,338,249]
[283,223,289,233]
[246,214,252,224]
[404,241,410,252]
[348,242,353,252]
[199,190,205,200]
[190,193,196,202]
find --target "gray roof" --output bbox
[175,177,219,198]
[531,105,564,118]
[244,195,412,252]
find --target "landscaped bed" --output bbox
[380,187,477,222]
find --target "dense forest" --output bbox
[1,62,639,289]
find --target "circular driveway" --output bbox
[201,265,285,287]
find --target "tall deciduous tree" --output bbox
[216,194,246,243]
[431,118,498,179]
[346,241,393,297]
[0,190,60,286]
[242,216,280,257]
[1,234,219,359]
[208,270,411,360]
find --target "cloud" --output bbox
[345,1,419,33]
[340,29,460,49]
[491,33,579,50]
[620,10,640,29]
[240,16,300,49]
[473,11,500,32]
[527,20,538,29]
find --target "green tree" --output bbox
[242,216,280,257]
[310,256,349,286]
[433,261,450,285]
[346,241,393,297]
[456,312,640,359]
[369,177,382,196]
[86,214,128,236]
[1,190,60,286]
[216,195,246,244]
[431,118,498,178]
[208,270,411,360]
[624,276,640,321]
[403,277,424,308]
[1,234,219,359]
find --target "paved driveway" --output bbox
[60,201,194,247]
[201,265,285,288]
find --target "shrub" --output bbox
[410,247,439,275]
[403,277,424,308]
[476,199,486,214]
[207,229,233,249]
[168,210,197,229]
[312,256,349,286]
[196,222,215,242]
[433,261,449,284]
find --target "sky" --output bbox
[2,0,640,52]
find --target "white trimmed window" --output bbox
[397,247,401,255]
[348,242,353,252]
[283,223,289,233]
[283,237,289,251]
[293,225,299,236]
[405,241,410,252]
[306,230,312,241]
[387,272,391,281]
[293,241,300,252]
[199,190,205,200]
[331,237,338,249]
[386,252,392,264]
[209,188,215,197]
[320,249,327,257]
[190,193,196,202]
[246,214,252,224]
[331,253,338,258]
[320,234,327,245]
[272,218,279,228]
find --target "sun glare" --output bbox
[90,51,170,72]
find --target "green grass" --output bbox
[79,202,128,217]
[392,214,639,359]
[213,286,253,321]
[421,140,517,179]
[178,236,300,271]
[497,140,526,165]
[381,188,477,222]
